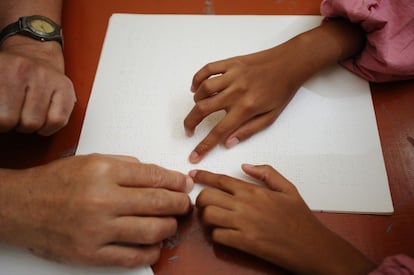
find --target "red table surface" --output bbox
[0,1,413,274]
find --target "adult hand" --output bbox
[193,164,375,274]
[0,154,193,267]
[184,46,301,164]
[0,36,76,135]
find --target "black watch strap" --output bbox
[0,21,20,45]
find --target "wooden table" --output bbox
[1,1,413,274]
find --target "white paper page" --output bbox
[77,14,393,214]
[0,244,153,275]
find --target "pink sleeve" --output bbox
[320,0,414,83]
[369,255,414,275]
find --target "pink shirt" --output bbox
[370,255,414,274]
[320,0,414,82]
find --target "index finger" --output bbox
[189,169,250,194]
[188,108,248,164]
[119,161,194,193]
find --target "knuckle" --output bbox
[146,220,177,243]
[234,78,249,93]
[196,188,213,209]
[201,206,215,222]
[0,113,19,131]
[59,77,77,101]
[46,111,70,130]
[84,154,114,175]
[211,173,230,190]
[77,154,118,184]
[145,164,168,187]
[193,101,212,116]
[61,76,76,93]
[200,80,215,94]
[148,189,190,214]
[195,189,209,207]
[148,192,165,211]
[146,190,172,212]
[212,123,228,136]
[203,62,216,74]
[19,118,44,132]
[175,195,191,213]
[256,164,275,182]
[240,97,257,113]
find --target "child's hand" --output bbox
[184,19,366,164]
[192,165,375,274]
[184,46,301,164]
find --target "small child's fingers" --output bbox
[188,109,248,163]
[183,93,227,137]
[224,109,279,149]
[190,169,247,194]
[241,164,298,194]
[193,73,233,102]
[191,59,231,92]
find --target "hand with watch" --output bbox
[0,15,76,136]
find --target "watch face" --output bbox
[19,15,62,44]
[29,19,55,34]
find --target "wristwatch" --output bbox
[0,15,63,47]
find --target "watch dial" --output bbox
[30,19,55,34]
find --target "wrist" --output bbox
[1,35,65,72]
[307,228,376,275]
[279,18,365,83]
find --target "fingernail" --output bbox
[189,151,201,164]
[226,137,240,148]
[185,128,194,137]
[190,85,196,93]
[242,163,255,169]
[189,170,198,178]
[185,176,195,193]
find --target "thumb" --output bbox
[241,164,297,194]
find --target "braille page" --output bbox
[77,14,393,214]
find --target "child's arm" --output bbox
[192,164,376,274]
[184,18,365,164]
